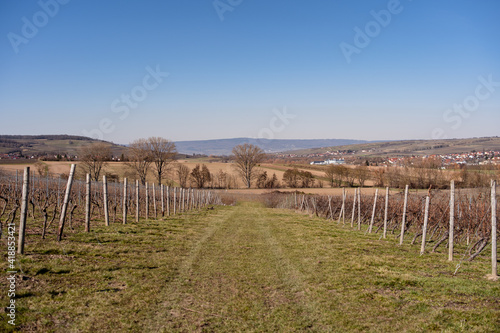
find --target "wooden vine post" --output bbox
[17,167,30,254]
[135,180,140,223]
[122,178,128,224]
[103,175,109,226]
[448,180,455,261]
[399,185,409,245]
[357,188,361,230]
[178,188,182,213]
[153,183,157,218]
[161,184,165,217]
[166,186,170,216]
[191,188,195,210]
[85,174,91,232]
[182,188,186,212]
[490,180,497,280]
[145,182,149,220]
[57,164,76,242]
[383,187,389,239]
[351,188,357,228]
[173,187,176,215]
[368,188,378,233]
[420,195,431,255]
[338,188,345,224]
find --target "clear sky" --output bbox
[1,0,499,144]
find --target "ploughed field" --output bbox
[1,202,499,332]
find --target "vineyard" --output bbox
[1,164,498,279]
[262,182,498,279]
[0,164,499,331]
[0,165,223,251]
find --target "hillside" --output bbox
[0,135,127,158]
[0,135,368,158]
[287,137,500,157]
[3,135,500,159]
[174,138,368,155]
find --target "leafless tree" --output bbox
[354,166,369,187]
[190,164,211,188]
[175,163,190,188]
[325,165,347,187]
[215,169,228,189]
[80,142,112,181]
[283,168,300,188]
[127,138,152,185]
[148,137,177,185]
[232,144,265,188]
[257,171,280,189]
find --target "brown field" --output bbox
[219,187,402,195]
[1,160,347,189]
[0,160,459,194]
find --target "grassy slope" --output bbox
[1,204,499,332]
[0,136,128,157]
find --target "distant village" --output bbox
[276,149,500,167]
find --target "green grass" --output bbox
[1,203,499,332]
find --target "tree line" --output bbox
[54,139,500,190]
[79,140,267,189]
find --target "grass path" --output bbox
[2,203,499,332]
[147,203,323,331]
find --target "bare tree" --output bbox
[175,163,190,188]
[256,171,268,189]
[215,169,228,189]
[283,168,300,188]
[127,138,152,185]
[283,168,314,188]
[345,167,356,187]
[232,144,265,188]
[354,166,369,187]
[80,142,112,181]
[148,137,177,185]
[190,164,212,188]
[325,165,347,187]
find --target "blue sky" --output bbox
[1,0,499,144]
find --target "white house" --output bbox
[310,159,345,165]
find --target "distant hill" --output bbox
[174,138,368,155]
[0,135,127,157]
[0,135,365,158]
[288,137,500,157]
[3,135,499,159]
